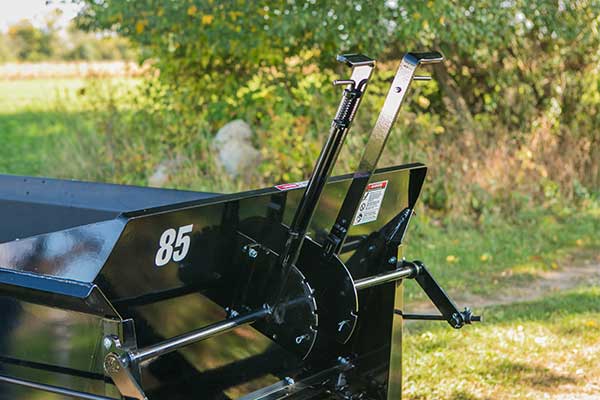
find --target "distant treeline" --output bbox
[0,17,134,63]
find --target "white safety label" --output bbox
[352,180,388,226]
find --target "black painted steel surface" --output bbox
[0,163,425,400]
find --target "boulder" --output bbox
[213,120,261,177]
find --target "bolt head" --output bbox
[248,248,258,258]
[395,86,402,93]
[337,356,349,365]
[388,256,397,265]
[104,354,121,374]
[103,337,112,350]
[284,377,295,385]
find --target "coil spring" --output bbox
[334,89,359,128]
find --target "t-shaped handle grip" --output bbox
[336,53,376,68]
[406,51,444,65]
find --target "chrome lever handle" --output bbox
[407,51,444,65]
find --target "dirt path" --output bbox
[408,259,600,312]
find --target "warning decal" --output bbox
[352,180,388,226]
[275,180,309,191]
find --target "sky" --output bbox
[0,0,82,32]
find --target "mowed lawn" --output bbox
[402,287,600,399]
[0,78,599,399]
[0,79,87,175]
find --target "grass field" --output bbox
[0,78,598,399]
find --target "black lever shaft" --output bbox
[271,55,375,306]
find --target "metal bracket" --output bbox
[400,260,482,329]
[103,353,147,400]
[103,335,147,400]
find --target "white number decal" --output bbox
[155,224,193,267]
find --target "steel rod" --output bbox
[129,307,270,363]
[0,374,116,400]
[395,311,446,320]
[395,311,482,322]
[354,265,416,291]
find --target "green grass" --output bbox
[403,205,600,302]
[0,79,88,176]
[0,78,138,177]
[403,287,600,399]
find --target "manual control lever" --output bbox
[323,52,444,258]
[271,54,375,308]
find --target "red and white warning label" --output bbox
[274,180,309,191]
[352,180,388,226]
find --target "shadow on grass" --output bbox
[448,391,490,400]
[490,360,576,388]
[487,287,600,323]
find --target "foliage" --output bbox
[72,0,600,218]
[0,14,134,63]
[5,19,57,62]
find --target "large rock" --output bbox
[213,120,261,177]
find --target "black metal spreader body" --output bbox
[0,51,479,400]
[0,164,425,400]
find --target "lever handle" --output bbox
[407,51,444,65]
[336,53,376,68]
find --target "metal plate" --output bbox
[297,239,358,344]
[253,264,318,360]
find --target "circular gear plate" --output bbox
[296,238,359,344]
[252,264,318,359]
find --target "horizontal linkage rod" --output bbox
[128,307,270,364]
[353,262,418,291]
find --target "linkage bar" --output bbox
[324,52,443,257]
[354,262,418,290]
[403,260,481,329]
[128,307,270,363]
[396,311,482,323]
[104,307,272,400]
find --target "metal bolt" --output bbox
[104,354,121,374]
[226,308,239,318]
[248,248,258,258]
[102,337,112,350]
[284,376,295,385]
[394,86,402,93]
[337,356,349,365]
[451,313,462,329]
[388,256,397,265]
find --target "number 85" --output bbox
[155,224,194,267]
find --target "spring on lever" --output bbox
[333,78,369,129]
[333,90,358,128]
